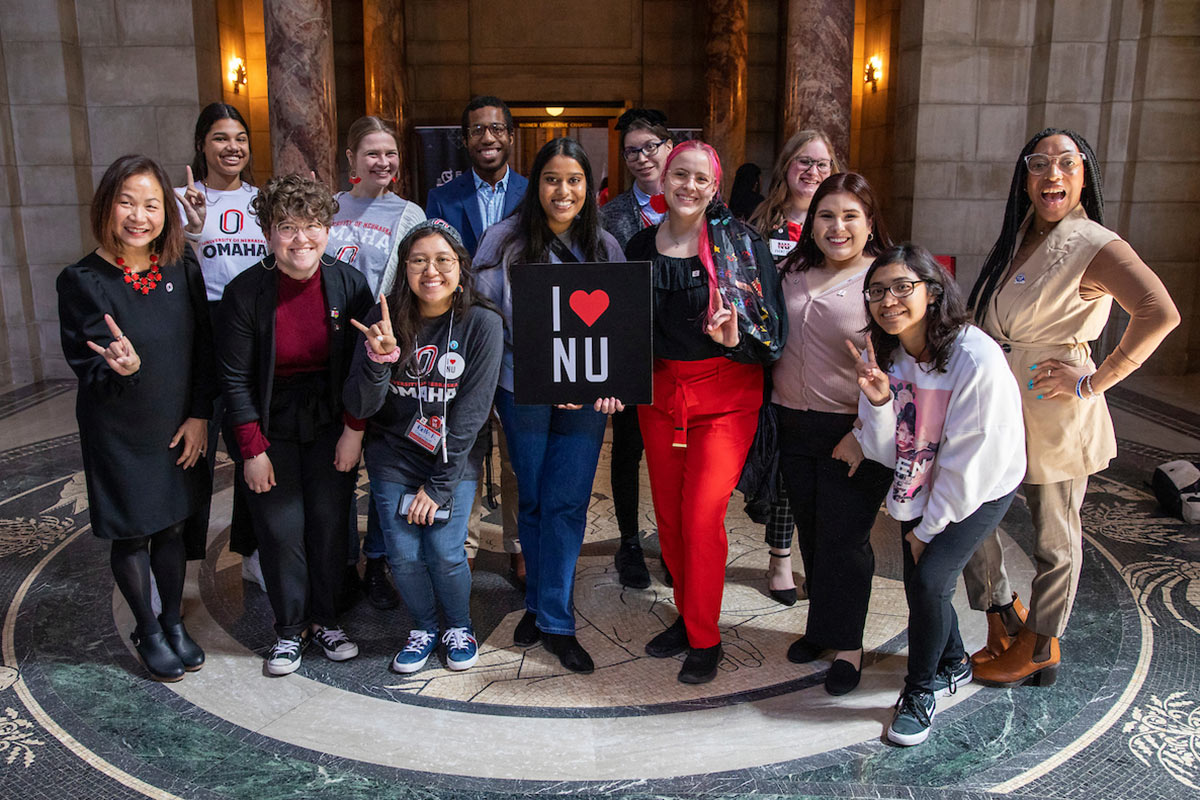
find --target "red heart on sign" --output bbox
[569,289,610,327]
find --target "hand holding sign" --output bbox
[351,294,398,356]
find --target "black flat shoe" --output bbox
[615,539,651,589]
[543,633,594,674]
[825,658,861,695]
[644,617,689,658]
[678,643,722,684]
[769,587,798,606]
[513,611,540,647]
[131,630,185,682]
[159,616,205,671]
[787,636,826,664]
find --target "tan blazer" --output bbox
[983,205,1120,484]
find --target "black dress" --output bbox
[57,250,216,541]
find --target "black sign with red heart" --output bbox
[510,261,652,405]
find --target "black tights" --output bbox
[109,523,187,637]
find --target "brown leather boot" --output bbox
[971,593,1028,665]
[973,627,1060,688]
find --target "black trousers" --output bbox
[900,488,1017,693]
[609,405,645,541]
[244,419,355,638]
[777,405,892,650]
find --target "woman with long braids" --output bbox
[963,128,1179,687]
[59,155,215,681]
[748,130,841,606]
[475,137,626,674]
[629,140,785,684]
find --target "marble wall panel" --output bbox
[1109,39,1139,101]
[1045,42,1109,103]
[1130,162,1200,203]
[954,161,1012,199]
[1131,99,1200,159]
[14,165,89,207]
[979,46,1029,105]
[1142,37,1200,101]
[154,105,201,174]
[80,46,201,106]
[1151,0,1200,36]
[976,104,1026,161]
[0,0,71,42]
[975,0,1035,46]
[20,206,86,265]
[1051,0,1113,42]
[918,45,980,105]
[86,106,161,166]
[1100,99,1132,162]
[4,42,71,105]
[0,208,18,265]
[779,0,853,161]
[706,0,749,174]
[911,161,957,198]
[1125,202,1200,262]
[920,0,977,44]
[26,262,63,323]
[914,103,978,161]
[114,0,198,45]
[73,0,120,46]
[1031,101,1101,141]
[11,105,76,165]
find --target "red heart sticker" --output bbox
[569,289,610,327]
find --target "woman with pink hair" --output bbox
[625,141,785,683]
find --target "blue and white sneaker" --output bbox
[442,626,479,671]
[391,629,438,674]
[931,656,972,698]
[887,689,936,746]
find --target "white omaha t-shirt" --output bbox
[175,183,268,302]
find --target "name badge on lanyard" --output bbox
[406,414,444,453]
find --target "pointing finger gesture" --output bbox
[350,293,398,356]
[86,313,141,376]
[181,165,206,234]
[846,337,890,407]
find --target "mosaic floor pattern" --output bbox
[0,380,1198,799]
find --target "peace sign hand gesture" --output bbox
[351,294,398,356]
[846,337,890,407]
[181,165,206,234]
[86,314,141,376]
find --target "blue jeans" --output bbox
[372,478,478,631]
[494,388,606,635]
[347,468,389,563]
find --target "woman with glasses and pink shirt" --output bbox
[962,128,1179,688]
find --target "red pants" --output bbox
[639,357,764,648]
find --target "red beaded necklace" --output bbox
[117,254,162,294]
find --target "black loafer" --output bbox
[787,636,826,664]
[543,633,595,674]
[131,630,185,682]
[825,658,862,696]
[159,616,205,671]
[678,643,722,684]
[615,539,651,589]
[513,611,540,647]
[644,617,689,658]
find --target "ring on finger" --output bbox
[376,335,384,342]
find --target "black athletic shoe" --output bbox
[644,617,689,658]
[615,539,652,589]
[678,643,722,684]
[363,557,400,610]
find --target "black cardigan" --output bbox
[216,254,373,454]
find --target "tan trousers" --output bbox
[963,477,1088,637]
[465,419,520,557]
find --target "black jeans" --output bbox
[610,405,645,542]
[777,405,892,650]
[901,487,1018,693]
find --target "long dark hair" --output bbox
[864,243,970,374]
[513,137,602,264]
[968,128,1103,325]
[91,154,185,265]
[385,228,497,366]
[781,172,892,273]
[191,102,254,185]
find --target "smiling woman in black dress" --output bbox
[57,154,216,682]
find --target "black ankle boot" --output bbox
[644,617,688,658]
[678,643,722,684]
[615,537,651,589]
[513,611,540,647]
[159,616,205,671]
[543,633,595,674]
[131,630,185,682]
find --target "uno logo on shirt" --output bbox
[336,245,359,264]
[407,345,438,378]
[219,209,244,235]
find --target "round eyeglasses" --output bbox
[864,280,926,303]
[406,256,459,274]
[1023,152,1085,176]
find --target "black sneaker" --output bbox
[644,617,688,658]
[615,538,651,589]
[363,557,400,610]
[313,626,359,662]
[266,634,307,676]
[887,689,936,746]
[931,656,972,698]
[678,643,722,684]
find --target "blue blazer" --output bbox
[426,168,528,256]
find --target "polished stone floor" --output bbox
[0,378,1198,799]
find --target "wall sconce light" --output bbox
[864,55,882,93]
[545,106,564,117]
[228,57,247,94]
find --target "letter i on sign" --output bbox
[552,286,561,333]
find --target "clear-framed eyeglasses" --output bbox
[792,156,833,174]
[275,221,325,240]
[623,138,669,162]
[466,122,511,140]
[864,280,926,303]
[406,255,460,274]
[1023,152,1085,176]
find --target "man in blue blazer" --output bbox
[426,96,528,256]
[427,95,527,584]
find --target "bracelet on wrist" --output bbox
[365,340,401,363]
[1084,373,1096,398]
[1076,373,1097,399]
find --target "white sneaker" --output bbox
[242,551,267,592]
[314,626,359,662]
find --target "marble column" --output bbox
[703,0,748,189]
[779,0,853,165]
[363,0,411,198]
[263,0,338,183]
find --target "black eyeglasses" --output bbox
[466,123,511,140]
[623,139,668,161]
[864,280,926,303]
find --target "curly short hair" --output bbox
[251,174,339,234]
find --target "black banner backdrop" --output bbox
[414,126,471,205]
[510,261,652,406]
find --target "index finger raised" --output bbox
[185,164,194,187]
[378,293,390,321]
